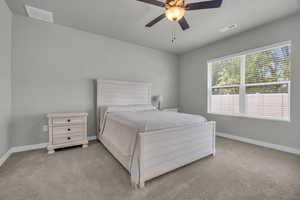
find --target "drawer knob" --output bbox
[67,119,71,123]
[67,137,71,140]
[67,128,71,131]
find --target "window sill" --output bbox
[207,112,291,123]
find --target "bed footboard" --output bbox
[136,121,216,188]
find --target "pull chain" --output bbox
[171,23,177,44]
[171,31,176,44]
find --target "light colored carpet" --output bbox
[0,137,299,200]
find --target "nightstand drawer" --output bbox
[53,134,83,145]
[52,117,85,126]
[53,126,84,135]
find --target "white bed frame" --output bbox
[97,79,216,188]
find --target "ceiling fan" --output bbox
[137,0,223,31]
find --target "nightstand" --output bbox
[47,112,88,154]
[162,108,179,112]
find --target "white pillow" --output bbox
[105,104,156,113]
[98,105,156,132]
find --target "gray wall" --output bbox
[179,14,300,149]
[11,15,179,147]
[0,0,12,156]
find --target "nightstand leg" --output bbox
[47,146,55,154]
[48,149,55,154]
[82,144,88,148]
[139,181,145,188]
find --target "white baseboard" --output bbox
[0,135,98,167]
[88,135,97,141]
[0,143,49,167]
[217,132,300,155]
[0,150,12,167]
[10,143,48,153]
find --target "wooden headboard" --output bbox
[97,79,152,107]
[96,79,152,133]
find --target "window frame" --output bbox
[207,41,291,122]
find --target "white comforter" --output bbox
[107,110,207,132]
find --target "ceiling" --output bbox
[5,0,300,54]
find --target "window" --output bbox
[207,41,291,121]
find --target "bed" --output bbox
[96,79,216,188]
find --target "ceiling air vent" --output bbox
[25,5,53,23]
[219,24,238,33]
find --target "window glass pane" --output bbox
[245,46,291,84]
[245,84,289,120]
[211,87,239,114]
[208,43,291,121]
[211,57,240,87]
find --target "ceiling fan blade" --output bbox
[136,0,165,7]
[166,0,174,4]
[185,0,223,10]
[178,17,190,31]
[146,13,166,27]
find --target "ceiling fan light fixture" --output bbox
[165,6,185,21]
